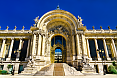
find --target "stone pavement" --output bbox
[0,74,117,78]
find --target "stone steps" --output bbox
[53,63,65,76]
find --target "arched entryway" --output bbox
[50,35,67,63]
[55,48,62,63]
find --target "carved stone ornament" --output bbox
[48,25,69,35]
[34,16,39,24]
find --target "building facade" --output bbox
[0,8,117,75]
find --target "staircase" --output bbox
[20,62,97,76]
[53,63,65,76]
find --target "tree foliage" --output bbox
[7,64,12,69]
[0,70,8,74]
[108,64,117,74]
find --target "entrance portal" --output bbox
[50,36,66,63]
[54,48,62,63]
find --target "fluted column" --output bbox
[17,38,23,58]
[76,34,80,57]
[94,38,101,60]
[111,38,117,59]
[6,38,14,60]
[81,34,85,56]
[37,34,42,56]
[86,38,91,59]
[32,34,36,56]
[19,38,23,50]
[47,41,50,56]
[42,34,45,56]
[0,38,6,58]
[72,35,75,60]
[103,38,111,60]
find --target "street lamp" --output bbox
[97,49,106,75]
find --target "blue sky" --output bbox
[0,0,117,30]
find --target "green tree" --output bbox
[108,65,117,74]
[7,64,12,69]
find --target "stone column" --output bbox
[6,38,14,61]
[111,38,117,59]
[26,39,30,58]
[103,38,111,60]
[72,35,76,60]
[76,34,81,59]
[17,38,23,58]
[94,38,101,60]
[81,34,85,56]
[47,41,50,56]
[32,34,36,56]
[0,38,6,59]
[86,38,92,60]
[37,34,42,56]
[42,34,45,56]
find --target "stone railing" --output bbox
[63,63,77,75]
[34,63,54,76]
[0,30,32,34]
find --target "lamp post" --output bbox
[97,49,106,75]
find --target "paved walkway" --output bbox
[0,74,117,78]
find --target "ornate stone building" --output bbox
[0,6,117,75]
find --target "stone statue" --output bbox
[33,24,37,27]
[22,26,25,30]
[34,16,39,24]
[14,26,17,30]
[6,26,9,30]
[78,16,83,27]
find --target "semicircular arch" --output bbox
[37,10,78,30]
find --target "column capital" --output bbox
[33,32,36,35]
[81,33,84,35]
[11,38,14,40]
[85,38,89,40]
[76,33,81,35]
[19,38,23,40]
[42,34,45,36]
[2,38,6,40]
[102,38,106,40]
[111,38,114,40]
[38,32,42,35]
[94,38,97,40]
